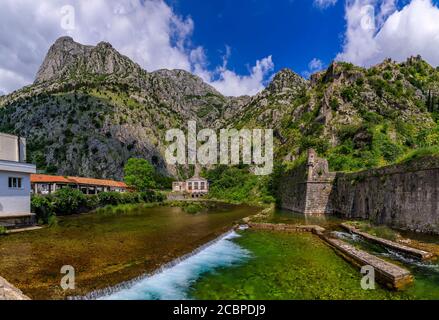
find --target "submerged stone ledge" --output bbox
[248,222,325,234]
[341,223,434,261]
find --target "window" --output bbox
[8,177,22,189]
[201,182,205,190]
[188,182,192,190]
[194,182,199,190]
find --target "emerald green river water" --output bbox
[101,209,439,300]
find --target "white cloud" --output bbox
[0,0,274,96]
[337,0,439,67]
[314,0,338,9]
[302,58,325,78]
[309,58,324,71]
[190,45,274,96]
[207,55,274,97]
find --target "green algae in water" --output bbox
[0,204,259,299]
[190,231,412,300]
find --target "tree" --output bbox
[124,158,156,191]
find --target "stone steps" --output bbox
[341,223,434,261]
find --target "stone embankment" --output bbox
[341,223,434,261]
[247,222,413,290]
[0,276,30,300]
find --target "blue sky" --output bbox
[2,0,439,96]
[170,0,346,77]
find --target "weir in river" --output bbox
[74,230,251,300]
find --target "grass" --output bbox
[0,225,7,235]
[346,220,400,241]
[397,145,439,164]
[94,202,161,217]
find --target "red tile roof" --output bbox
[31,174,71,184]
[31,174,127,188]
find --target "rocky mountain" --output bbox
[0,37,438,179]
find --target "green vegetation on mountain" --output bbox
[1,37,439,186]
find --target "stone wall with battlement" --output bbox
[278,149,335,215]
[278,150,439,234]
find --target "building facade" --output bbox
[172,176,209,198]
[0,133,36,225]
[31,174,128,195]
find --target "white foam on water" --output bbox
[99,231,250,300]
[332,231,361,242]
[381,249,439,270]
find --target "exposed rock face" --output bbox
[0,37,438,179]
[35,36,144,84]
[265,68,308,95]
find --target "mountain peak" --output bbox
[34,37,143,84]
[265,68,307,95]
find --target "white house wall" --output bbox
[0,171,32,216]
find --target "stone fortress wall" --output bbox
[278,149,439,234]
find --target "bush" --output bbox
[47,215,58,227]
[97,191,122,206]
[182,203,204,214]
[31,189,165,222]
[53,188,87,215]
[0,226,7,235]
[32,195,55,224]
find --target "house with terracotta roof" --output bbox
[0,133,36,227]
[31,174,128,195]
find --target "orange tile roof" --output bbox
[31,174,71,184]
[31,174,127,188]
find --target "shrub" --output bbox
[182,203,204,214]
[53,188,87,215]
[47,215,58,227]
[0,226,7,235]
[32,189,165,221]
[32,195,55,224]
[97,191,122,206]
[85,195,100,209]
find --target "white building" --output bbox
[172,176,209,198]
[0,133,36,227]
